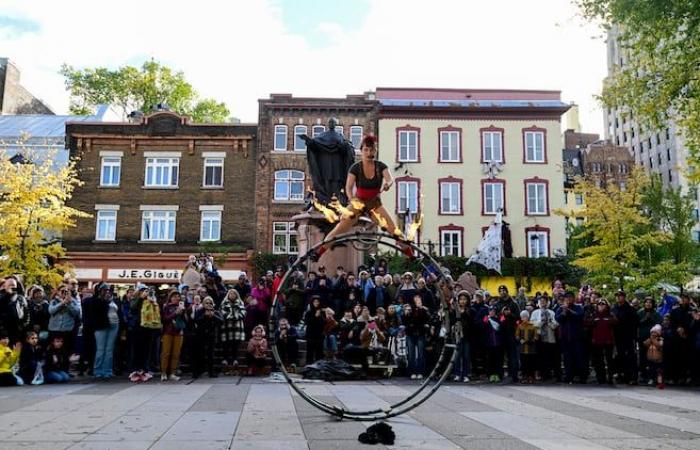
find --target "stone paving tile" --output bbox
[67,441,153,450]
[0,442,73,450]
[187,384,249,412]
[158,411,240,441]
[307,440,386,450]
[83,411,183,442]
[230,440,309,449]
[8,412,124,442]
[16,394,103,412]
[130,384,211,413]
[150,440,231,450]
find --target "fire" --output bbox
[370,210,389,231]
[349,198,365,211]
[329,197,356,220]
[308,188,339,223]
[407,213,424,242]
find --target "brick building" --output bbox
[62,111,256,285]
[0,58,53,115]
[255,93,378,254]
[583,140,635,190]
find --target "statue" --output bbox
[300,117,355,206]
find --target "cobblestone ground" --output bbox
[0,378,699,449]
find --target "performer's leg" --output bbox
[370,206,415,258]
[311,206,361,260]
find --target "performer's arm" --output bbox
[345,173,356,198]
[381,168,393,192]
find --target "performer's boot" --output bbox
[309,244,328,262]
[400,243,416,260]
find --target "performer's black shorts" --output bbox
[353,196,382,214]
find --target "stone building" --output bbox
[0,58,53,115]
[583,140,635,190]
[62,111,256,285]
[255,93,378,254]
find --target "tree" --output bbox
[0,136,90,287]
[60,60,230,123]
[557,168,667,294]
[576,1,700,180]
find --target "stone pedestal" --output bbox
[292,211,367,272]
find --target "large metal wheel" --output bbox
[267,231,460,421]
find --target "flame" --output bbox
[407,213,424,242]
[370,210,389,231]
[329,197,356,220]
[349,198,365,211]
[308,188,339,223]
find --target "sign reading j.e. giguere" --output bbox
[107,269,182,280]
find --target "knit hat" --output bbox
[650,324,662,334]
[474,289,485,299]
[520,310,530,319]
[456,290,471,300]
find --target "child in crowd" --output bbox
[246,324,268,375]
[0,331,21,386]
[19,331,43,385]
[338,310,355,353]
[323,308,338,358]
[484,307,503,383]
[44,336,70,383]
[516,310,538,384]
[644,324,665,389]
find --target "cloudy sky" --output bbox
[1,0,608,134]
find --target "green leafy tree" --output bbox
[60,60,230,123]
[0,136,90,286]
[577,0,700,180]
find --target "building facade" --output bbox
[376,88,570,259]
[62,111,256,285]
[562,129,600,230]
[604,27,700,239]
[255,93,378,254]
[0,58,53,115]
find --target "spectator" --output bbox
[271,266,285,299]
[19,331,43,385]
[484,306,503,383]
[234,273,251,301]
[220,289,246,367]
[611,290,639,384]
[404,296,429,380]
[27,285,50,342]
[160,290,186,381]
[514,287,528,311]
[130,288,161,382]
[451,290,472,382]
[303,295,325,365]
[246,324,268,375]
[668,293,693,384]
[690,309,700,385]
[516,310,538,384]
[588,299,616,385]
[397,273,417,308]
[181,255,203,289]
[500,304,520,383]
[44,336,70,383]
[91,284,120,379]
[469,290,489,378]
[330,266,349,319]
[0,277,30,345]
[637,297,661,384]
[531,296,559,382]
[0,330,21,386]
[282,280,304,326]
[384,274,398,305]
[245,278,271,335]
[193,297,223,378]
[275,318,299,368]
[556,292,586,384]
[48,284,81,357]
[323,308,338,358]
[495,285,520,315]
[643,324,664,389]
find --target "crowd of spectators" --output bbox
[2,256,700,389]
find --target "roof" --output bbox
[0,105,117,139]
[376,87,569,110]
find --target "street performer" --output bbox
[311,134,414,260]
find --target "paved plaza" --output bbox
[0,378,699,450]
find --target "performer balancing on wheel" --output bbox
[312,134,415,260]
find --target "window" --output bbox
[397,128,419,162]
[620,181,627,191]
[692,209,699,221]
[350,126,363,149]
[397,178,419,214]
[100,157,121,187]
[693,231,700,242]
[525,179,548,215]
[527,228,549,258]
[658,153,662,166]
[523,128,546,163]
[95,210,117,241]
[145,158,179,187]
[203,157,224,187]
[274,170,305,201]
[439,128,461,162]
[272,222,298,254]
[294,125,307,151]
[575,194,584,205]
[575,217,585,227]
[312,125,325,137]
[666,128,671,141]
[482,129,503,163]
[667,148,671,161]
[200,210,221,242]
[439,179,461,214]
[141,210,176,241]
[482,180,505,215]
[439,227,463,257]
[274,125,288,151]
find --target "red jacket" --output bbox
[589,310,617,345]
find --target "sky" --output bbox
[0,0,608,135]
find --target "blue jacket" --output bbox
[555,304,584,342]
[48,297,81,332]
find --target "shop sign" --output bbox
[107,269,182,280]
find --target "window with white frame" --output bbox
[524,131,545,162]
[95,210,117,241]
[526,182,548,215]
[350,126,363,149]
[141,210,176,241]
[482,131,503,163]
[398,130,418,162]
[203,157,224,187]
[483,182,504,214]
[200,210,221,241]
[294,125,307,151]
[440,131,460,162]
[440,229,462,257]
[274,125,288,151]
[575,193,584,205]
[312,125,325,137]
[440,181,460,214]
[527,230,549,257]
[145,158,179,187]
[100,157,121,187]
[272,222,298,254]
[274,170,305,201]
[397,180,419,213]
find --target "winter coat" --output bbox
[303,307,325,340]
[530,308,558,344]
[19,344,43,383]
[611,301,639,344]
[194,309,224,340]
[48,297,81,332]
[161,302,185,336]
[220,297,246,342]
[247,336,268,359]
[516,321,538,354]
[638,309,661,341]
[0,343,20,374]
[555,304,585,342]
[588,310,617,346]
[28,299,50,333]
[43,345,69,373]
[403,307,430,337]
